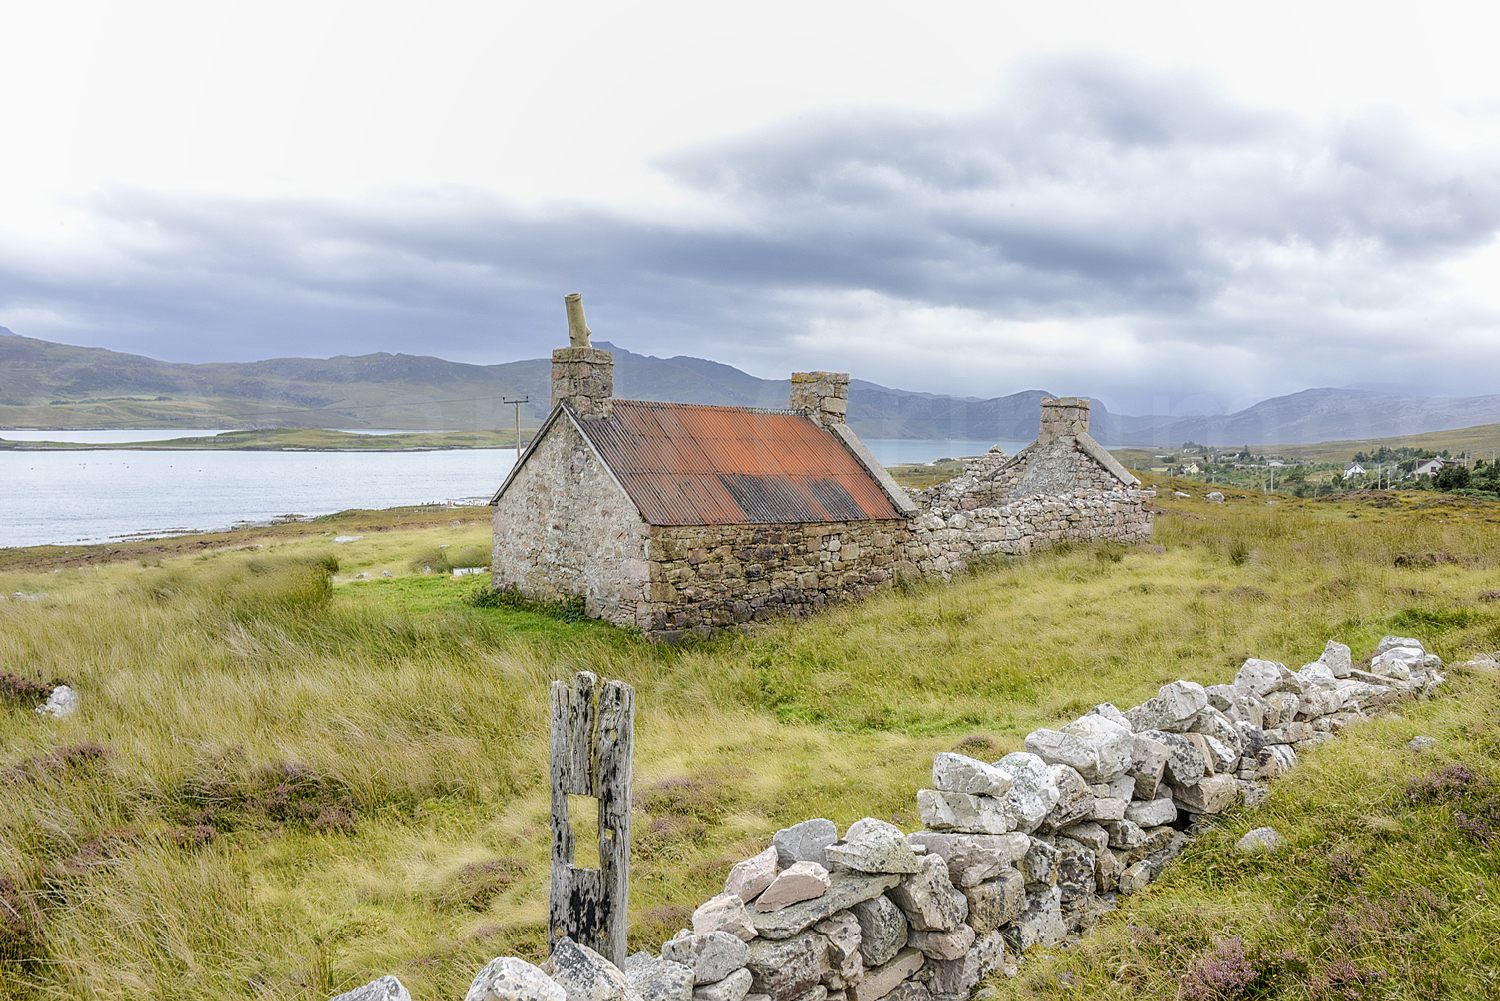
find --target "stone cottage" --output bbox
[908,396,1153,579]
[490,305,918,640]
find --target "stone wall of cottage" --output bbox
[491,414,652,626]
[639,519,911,641]
[906,439,1153,582]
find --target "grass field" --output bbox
[3,482,1500,999]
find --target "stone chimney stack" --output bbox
[551,294,614,419]
[1038,396,1089,444]
[790,371,850,426]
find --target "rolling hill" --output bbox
[4,327,1499,446]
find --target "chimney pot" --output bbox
[553,294,613,418]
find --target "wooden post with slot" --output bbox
[549,671,633,966]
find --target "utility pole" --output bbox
[503,397,530,466]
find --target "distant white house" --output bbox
[1344,461,1366,480]
[1184,462,1201,474]
[1267,460,1284,468]
[1414,458,1447,477]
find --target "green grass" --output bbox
[2,489,1500,998]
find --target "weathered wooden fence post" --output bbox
[549,671,633,967]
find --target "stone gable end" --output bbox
[491,414,652,625]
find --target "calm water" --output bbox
[0,435,1024,549]
[1,449,517,548]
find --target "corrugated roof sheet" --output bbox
[574,400,904,526]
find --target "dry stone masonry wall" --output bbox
[491,416,651,627]
[906,399,1153,582]
[641,520,910,641]
[335,634,1451,1001]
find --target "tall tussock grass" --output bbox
[2,491,1500,998]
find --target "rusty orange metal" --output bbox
[576,400,903,526]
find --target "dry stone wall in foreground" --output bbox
[333,635,1451,1001]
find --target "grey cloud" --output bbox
[2,55,1498,408]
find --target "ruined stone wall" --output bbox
[491,415,651,626]
[337,637,1453,1001]
[907,439,1153,581]
[640,519,910,641]
[909,490,1152,581]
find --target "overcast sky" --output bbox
[2,0,1499,415]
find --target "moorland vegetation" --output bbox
[2,483,1500,999]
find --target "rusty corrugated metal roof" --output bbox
[574,400,903,526]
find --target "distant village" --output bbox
[1135,440,1500,496]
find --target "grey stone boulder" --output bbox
[1234,659,1298,697]
[1006,886,1065,952]
[750,872,900,941]
[1086,797,1126,822]
[1317,640,1354,677]
[1242,744,1297,780]
[1189,707,1245,755]
[1040,764,1093,830]
[962,869,1024,933]
[1127,734,1170,799]
[1018,838,1059,890]
[334,976,412,1001]
[1376,635,1425,655]
[1053,839,1096,903]
[1235,827,1282,853]
[1369,650,1414,682]
[466,958,568,1001]
[693,970,752,1001]
[546,938,634,1001]
[1085,703,1133,729]
[694,893,757,941]
[745,932,825,1001]
[850,892,908,967]
[1060,714,1135,782]
[930,753,1013,797]
[1410,735,1437,751]
[663,931,753,985]
[625,955,695,1001]
[1125,680,1208,733]
[813,912,863,986]
[1022,728,1096,776]
[889,853,968,931]
[1117,860,1152,894]
[907,923,974,961]
[726,846,779,902]
[1202,735,1240,774]
[1204,685,1267,728]
[1297,662,1338,690]
[1123,796,1176,828]
[1095,774,1136,801]
[925,929,1007,997]
[757,862,832,912]
[903,831,1028,887]
[36,685,80,719]
[1139,730,1210,785]
[1171,773,1238,815]
[994,753,1060,833]
[1103,819,1148,850]
[847,950,922,1001]
[1057,822,1109,856]
[915,789,1012,835]
[824,819,921,875]
[774,819,838,868]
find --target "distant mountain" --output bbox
[3,327,1499,446]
